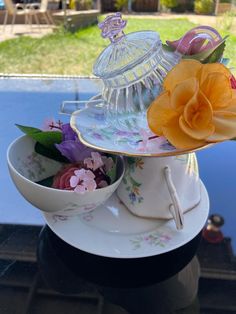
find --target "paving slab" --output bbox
[0,24,55,41]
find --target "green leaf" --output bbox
[31,131,62,148]
[36,176,54,188]
[183,37,227,63]
[162,43,175,52]
[16,124,63,150]
[106,156,117,184]
[35,142,69,163]
[127,157,136,165]
[16,124,42,135]
[202,40,227,64]
[130,176,141,187]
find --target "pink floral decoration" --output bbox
[42,118,63,131]
[84,152,104,171]
[137,129,150,151]
[70,169,97,194]
[101,156,114,172]
[52,163,82,190]
[137,129,166,152]
[166,26,222,55]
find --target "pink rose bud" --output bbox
[52,163,83,190]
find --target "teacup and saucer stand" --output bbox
[50,95,210,260]
[54,12,210,257]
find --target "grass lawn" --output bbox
[0,17,235,75]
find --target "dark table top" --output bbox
[1,76,236,314]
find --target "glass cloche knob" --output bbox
[98,12,127,43]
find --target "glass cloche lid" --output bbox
[92,13,179,132]
[93,13,162,81]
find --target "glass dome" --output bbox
[93,13,180,131]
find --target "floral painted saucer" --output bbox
[70,100,208,157]
[43,180,209,258]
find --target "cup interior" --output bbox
[7,135,125,188]
[7,136,63,183]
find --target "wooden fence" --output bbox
[133,0,158,12]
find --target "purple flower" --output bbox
[129,192,136,204]
[61,123,77,141]
[55,123,93,163]
[56,140,93,163]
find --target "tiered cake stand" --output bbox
[43,97,210,259]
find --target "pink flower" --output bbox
[166,26,222,56]
[42,118,63,131]
[137,129,150,151]
[70,169,97,194]
[52,163,83,190]
[101,156,114,172]
[137,129,167,153]
[84,152,104,171]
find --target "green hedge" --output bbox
[160,0,178,9]
[194,0,214,14]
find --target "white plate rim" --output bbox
[43,180,209,259]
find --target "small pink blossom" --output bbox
[42,118,63,131]
[70,168,97,194]
[84,152,104,171]
[137,129,167,152]
[137,129,150,151]
[101,156,114,172]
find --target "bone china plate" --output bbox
[70,104,209,157]
[43,180,209,259]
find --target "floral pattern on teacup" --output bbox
[122,157,144,205]
[17,152,47,181]
[52,214,69,223]
[62,202,97,212]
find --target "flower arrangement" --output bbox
[147,25,236,150]
[16,120,117,194]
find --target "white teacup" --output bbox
[7,135,125,216]
[117,154,201,230]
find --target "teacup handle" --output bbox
[60,100,87,115]
[164,166,184,230]
[60,95,104,116]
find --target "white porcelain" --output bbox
[70,105,208,157]
[7,135,125,215]
[117,154,200,229]
[43,181,209,258]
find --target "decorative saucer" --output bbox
[43,180,209,259]
[70,101,209,157]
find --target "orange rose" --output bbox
[147,60,236,150]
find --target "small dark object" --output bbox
[202,214,225,244]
